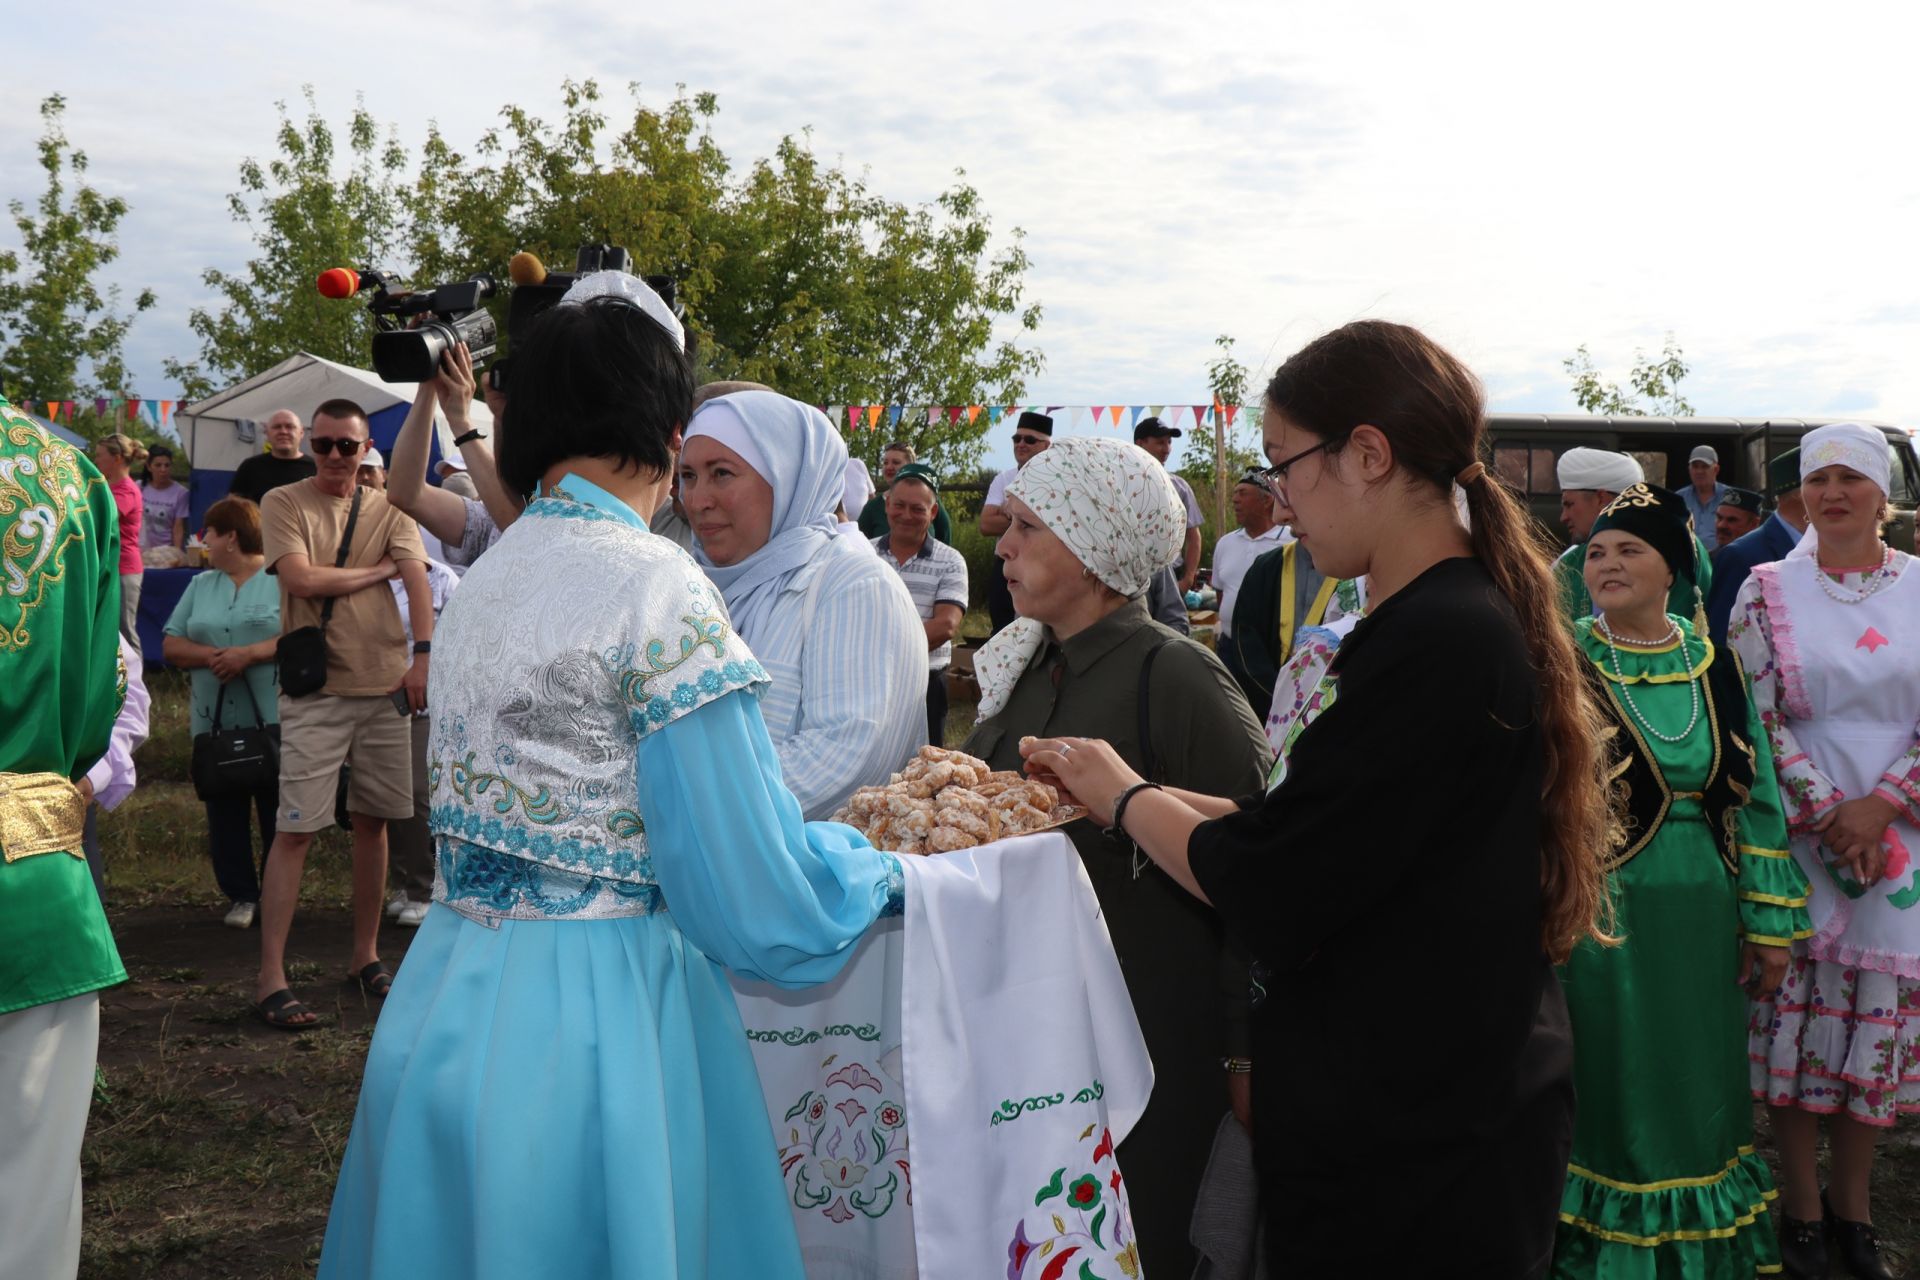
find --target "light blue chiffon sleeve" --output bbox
[634,689,902,989]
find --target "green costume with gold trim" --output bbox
[1553,618,1811,1278]
[0,397,127,1015]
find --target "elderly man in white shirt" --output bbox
[1210,469,1293,638]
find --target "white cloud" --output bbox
[3,0,1918,474]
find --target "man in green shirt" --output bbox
[0,396,129,1279]
[1553,446,1711,625]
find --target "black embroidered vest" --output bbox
[1585,643,1758,874]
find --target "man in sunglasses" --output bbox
[977,412,1053,634]
[253,399,434,1029]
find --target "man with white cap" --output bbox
[1682,444,1732,551]
[1555,446,1713,623]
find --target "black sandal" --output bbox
[352,961,394,998]
[255,988,319,1031]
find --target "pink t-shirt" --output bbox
[110,476,143,574]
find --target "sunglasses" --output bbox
[310,437,366,457]
[1012,433,1048,447]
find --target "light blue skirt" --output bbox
[318,902,807,1279]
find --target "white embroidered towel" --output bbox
[900,832,1155,1280]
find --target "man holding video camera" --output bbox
[253,398,432,1030]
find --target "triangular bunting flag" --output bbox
[846,406,860,430]
[125,400,139,422]
[1193,405,1210,425]
[946,406,962,424]
[865,405,884,429]
[1224,405,1239,427]
[46,401,61,421]
[160,400,174,426]
[1129,406,1145,429]
[1072,406,1091,428]
[886,405,903,428]
[1150,404,1165,419]
[1087,406,1105,426]
[1108,405,1125,429]
[966,405,982,424]
[988,406,1004,425]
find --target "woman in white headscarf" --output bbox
[680,391,927,819]
[961,437,1271,1277]
[1728,423,1919,1280]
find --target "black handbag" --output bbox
[277,486,363,698]
[190,678,281,801]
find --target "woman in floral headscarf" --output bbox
[1729,423,1920,1280]
[961,437,1270,1276]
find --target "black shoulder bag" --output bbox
[277,486,363,698]
[191,678,281,801]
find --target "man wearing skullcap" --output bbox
[1705,448,1807,644]
[1713,486,1766,552]
[1553,448,1714,623]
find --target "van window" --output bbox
[1888,441,1918,506]
[1494,444,1562,495]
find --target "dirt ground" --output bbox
[83,900,419,1279]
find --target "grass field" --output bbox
[80,667,1920,1277]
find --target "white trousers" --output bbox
[0,992,99,1280]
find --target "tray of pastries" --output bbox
[830,746,1089,854]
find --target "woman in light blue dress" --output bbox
[318,277,901,1279]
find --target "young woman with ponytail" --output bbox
[1024,320,1619,1277]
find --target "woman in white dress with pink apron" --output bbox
[1729,423,1920,1280]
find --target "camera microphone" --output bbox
[508,252,547,287]
[317,267,363,299]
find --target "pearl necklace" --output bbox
[1814,546,1896,605]
[1597,616,1702,744]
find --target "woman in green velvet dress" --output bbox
[1556,483,1813,1278]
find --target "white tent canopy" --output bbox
[175,352,489,473]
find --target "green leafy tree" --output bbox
[175,81,1041,476]
[1563,335,1694,417]
[0,94,156,404]
[164,89,409,402]
[1178,335,1265,531]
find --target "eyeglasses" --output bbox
[310,437,366,457]
[1012,433,1048,447]
[1257,440,1333,502]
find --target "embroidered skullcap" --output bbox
[891,462,941,494]
[972,438,1184,717]
[559,270,686,352]
[1587,483,1699,584]
[1555,447,1643,494]
[1799,423,1890,496]
[1720,486,1764,516]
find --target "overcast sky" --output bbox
[5,1,1918,470]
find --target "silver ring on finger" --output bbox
[1059,742,1075,756]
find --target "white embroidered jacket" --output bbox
[426,489,767,885]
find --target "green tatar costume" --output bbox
[1554,618,1811,1278]
[0,397,127,1014]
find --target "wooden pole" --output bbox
[1213,401,1228,535]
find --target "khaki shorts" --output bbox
[275,692,414,833]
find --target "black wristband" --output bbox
[452,428,486,447]
[1103,782,1162,842]
[412,640,432,655]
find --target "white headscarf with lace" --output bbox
[973,438,1186,718]
[1786,422,1891,561]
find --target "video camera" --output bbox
[316,244,681,389]
[316,266,499,384]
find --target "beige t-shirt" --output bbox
[262,480,427,697]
